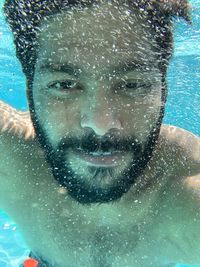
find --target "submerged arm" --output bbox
[0,100,35,139]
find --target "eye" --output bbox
[116,80,152,96]
[47,80,81,92]
[121,80,150,90]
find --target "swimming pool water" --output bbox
[0,0,199,266]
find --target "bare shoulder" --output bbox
[151,125,200,247]
[157,124,200,177]
[0,100,35,139]
[160,124,200,149]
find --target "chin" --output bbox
[51,157,144,204]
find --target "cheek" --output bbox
[33,91,80,142]
[119,95,162,138]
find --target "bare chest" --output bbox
[11,191,200,267]
[18,209,200,267]
[20,209,151,267]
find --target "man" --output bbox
[1,0,200,266]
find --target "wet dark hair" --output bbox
[3,0,190,81]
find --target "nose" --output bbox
[80,90,123,136]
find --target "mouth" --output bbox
[74,149,126,167]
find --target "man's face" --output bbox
[31,2,164,204]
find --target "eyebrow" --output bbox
[112,61,152,75]
[38,60,153,77]
[38,62,82,77]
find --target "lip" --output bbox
[74,150,125,166]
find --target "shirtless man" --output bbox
[1,0,200,266]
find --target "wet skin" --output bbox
[0,2,200,267]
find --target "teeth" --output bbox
[76,149,120,156]
[76,148,83,151]
[103,152,112,155]
[89,152,112,156]
[89,152,103,156]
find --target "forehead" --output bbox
[37,2,159,72]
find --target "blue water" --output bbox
[0,0,199,266]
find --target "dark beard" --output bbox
[30,115,163,204]
[46,131,145,203]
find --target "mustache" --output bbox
[55,129,143,155]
